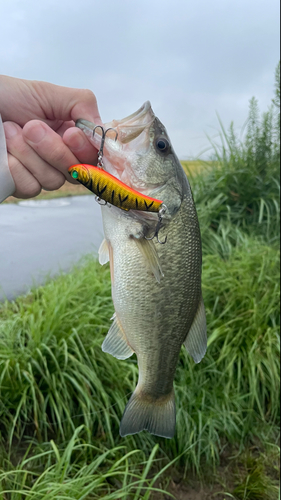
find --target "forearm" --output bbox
[0,116,15,203]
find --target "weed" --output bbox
[192,63,280,246]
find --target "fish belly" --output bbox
[102,195,202,397]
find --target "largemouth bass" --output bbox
[77,102,207,438]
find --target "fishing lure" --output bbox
[68,125,167,243]
[68,164,163,213]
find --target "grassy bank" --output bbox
[0,64,279,499]
[0,239,279,498]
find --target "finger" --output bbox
[31,82,103,124]
[7,153,42,199]
[55,120,75,136]
[4,122,65,191]
[23,120,80,183]
[63,127,99,165]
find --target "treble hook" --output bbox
[93,126,118,168]
[93,125,105,168]
[104,127,118,141]
[145,204,168,244]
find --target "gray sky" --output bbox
[0,0,279,158]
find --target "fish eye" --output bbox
[71,170,79,179]
[156,138,169,152]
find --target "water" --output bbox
[0,196,104,301]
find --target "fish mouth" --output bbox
[76,101,154,146]
[106,101,155,143]
[76,102,156,185]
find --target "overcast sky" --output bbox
[0,0,279,158]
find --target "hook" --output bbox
[104,127,118,142]
[93,125,105,168]
[92,125,105,138]
[93,126,118,168]
[145,204,167,244]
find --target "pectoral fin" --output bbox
[99,239,114,284]
[98,239,109,265]
[184,297,207,363]
[102,313,134,360]
[133,237,164,283]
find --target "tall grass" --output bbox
[0,240,279,474]
[193,62,280,246]
[0,433,176,500]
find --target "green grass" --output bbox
[0,62,279,499]
[0,238,279,497]
[231,446,280,500]
[1,242,279,447]
[191,64,280,247]
[0,437,177,500]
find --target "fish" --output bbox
[76,101,207,438]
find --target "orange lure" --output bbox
[68,164,163,212]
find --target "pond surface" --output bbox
[0,196,104,301]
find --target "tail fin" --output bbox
[120,388,176,439]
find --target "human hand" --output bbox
[0,75,102,198]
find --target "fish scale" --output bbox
[104,195,202,397]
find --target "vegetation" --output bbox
[186,63,280,251]
[0,63,279,499]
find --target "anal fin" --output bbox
[102,313,134,360]
[184,297,207,363]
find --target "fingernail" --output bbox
[4,123,18,139]
[25,123,46,144]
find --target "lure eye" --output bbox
[71,170,79,179]
[156,138,170,152]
